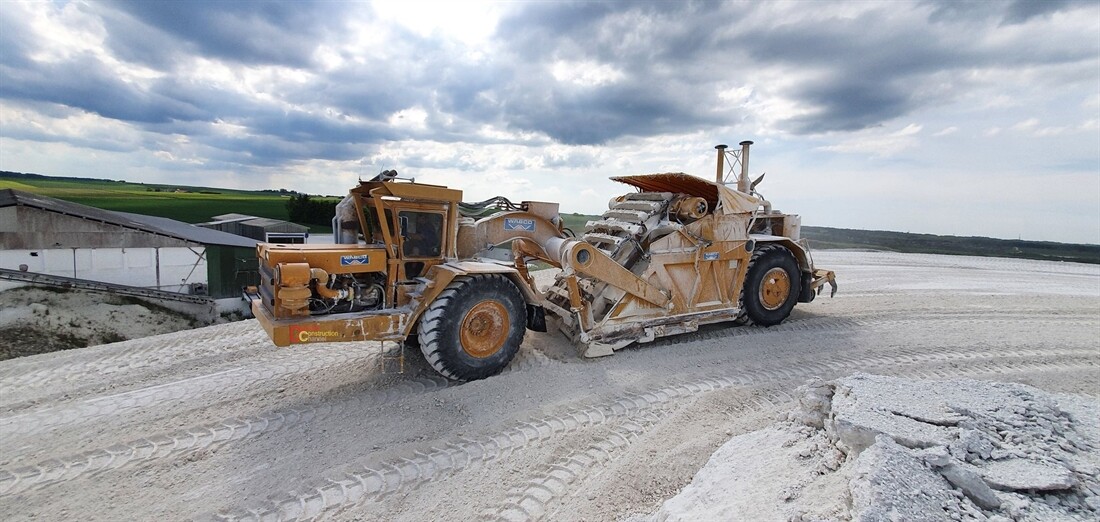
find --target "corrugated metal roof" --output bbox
[1,189,257,248]
[610,173,721,207]
[609,172,763,215]
[200,214,309,233]
[239,217,309,232]
[210,213,255,221]
[115,212,258,248]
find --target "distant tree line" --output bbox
[1,170,118,184]
[802,226,1100,265]
[286,194,338,226]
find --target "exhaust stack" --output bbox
[714,144,728,184]
[737,140,753,193]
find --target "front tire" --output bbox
[417,274,527,381]
[738,244,800,326]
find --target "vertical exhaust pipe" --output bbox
[738,140,753,193]
[714,144,728,184]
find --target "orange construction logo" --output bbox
[289,325,341,343]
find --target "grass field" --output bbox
[1,172,336,233]
[4,171,1096,263]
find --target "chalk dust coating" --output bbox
[0,251,1096,521]
[643,374,1100,521]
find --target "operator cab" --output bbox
[344,173,461,284]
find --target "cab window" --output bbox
[399,211,443,257]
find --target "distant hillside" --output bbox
[801,226,1099,264]
[4,171,1096,264]
[561,213,1099,265]
[0,170,337,233]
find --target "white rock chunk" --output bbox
[979,458,1077,492]
[850,435,958,521]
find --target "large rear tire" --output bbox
[738,244,800,327]
[417,274,527,381]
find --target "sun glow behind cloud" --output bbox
[370,0,502,45]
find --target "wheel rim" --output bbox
[759,267,791,311]
[459,300,509,358]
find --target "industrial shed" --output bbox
[199,213,309,243]
[0,189,258,298]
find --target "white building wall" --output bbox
[0,247,208,292]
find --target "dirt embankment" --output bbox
[0,287,201,360]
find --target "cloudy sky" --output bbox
[1,0,1097,243]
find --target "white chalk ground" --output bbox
[0,250,1096,521]
[639,374,1099,521]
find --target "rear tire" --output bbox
[738,244,800,327]
[417,274,527,381]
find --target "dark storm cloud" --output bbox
[923,0,1086,25]
[2,0,1096,171]
[102,0,343,67]
[486,1,732,144]
[721,8,963,134]
[0,52,208,124]
[489,0,1096,139]
[785,82,912,134]
[242,109,394,146]
[498,79,727,145]
[494,0,691,63]
[0,8,34,69]
[216,134,366,166]
[316,60,427,121]
[93,3,188,69]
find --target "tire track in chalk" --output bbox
[0,373,452,496]
[211,352,1097,522]
[1,345,1092,500]
[487,387,798,522]
[0,347,552,496]
[485,410,671,522]
[0,323,264,388]
[0,343,383,439]
[648,311,1097,350]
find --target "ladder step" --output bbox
[585,219,644,236]
[613,200,663,212]
[378,341,406,374]
[603,209,649,223]
[624,191,673,201]
[584,233,625,247]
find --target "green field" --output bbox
[1,172,336,233]
[4,171,1096,263]
[559,213,594,235]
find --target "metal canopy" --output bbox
[611,173,717,205]
[609,173,762,214]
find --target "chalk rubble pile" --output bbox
[642,374,1100,521]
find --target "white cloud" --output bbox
[550,60,625,87]
[718,85,754,106]
[370,0,501,45]
[817,124,923,156]
[1010,118,1040,132]
[387,107,429,130]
